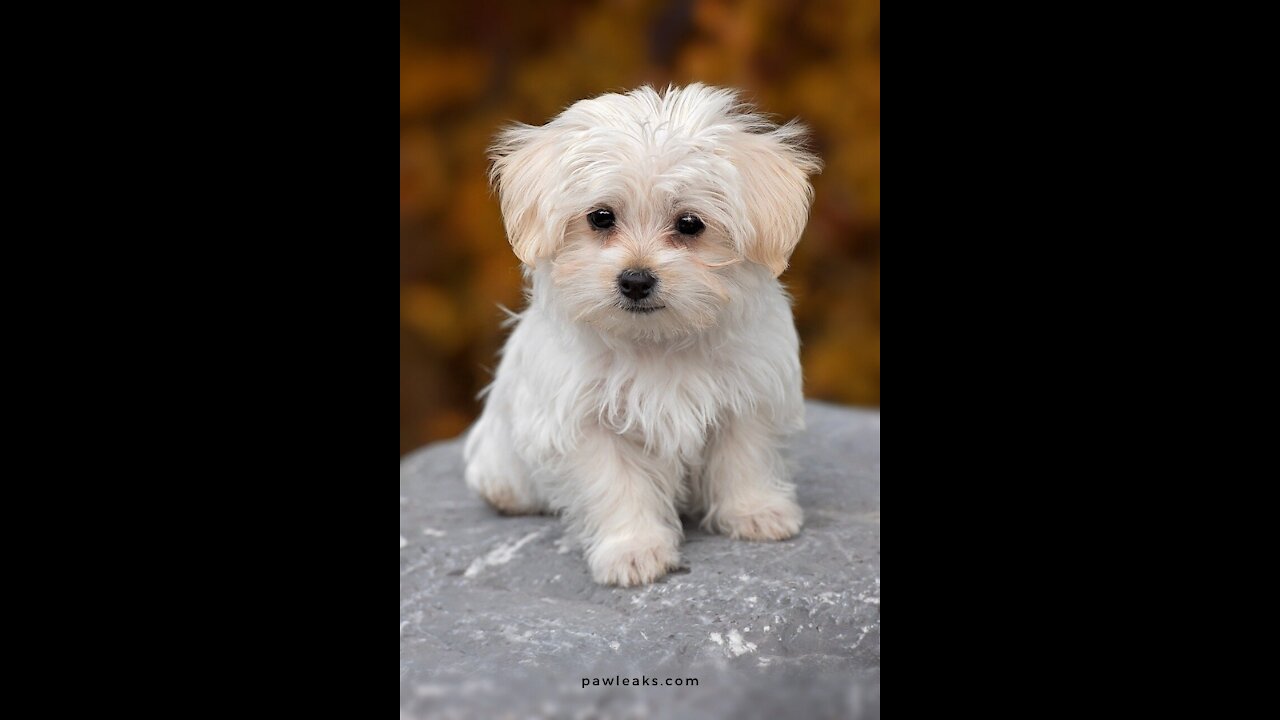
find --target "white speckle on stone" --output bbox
[726,630,757,656]
[499,626,534,644]
[738,574,752,582]
[422,528,446,537]
[855,590,881,605]
[709,633,724,646]
[763,625,771,632]
[758,657,772,668]
[609,641,621,651]
[746,596,758,604]
[554,535,574,555]
[851,624,876,650]
[464,529,545,578]
[400,536,407,549]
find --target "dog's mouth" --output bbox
[622,304,666,314]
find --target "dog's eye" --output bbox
[587,209,615,230]
[675,214,705,235]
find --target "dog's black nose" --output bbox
[617,269,656,300]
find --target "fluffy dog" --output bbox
[464,84,821,586]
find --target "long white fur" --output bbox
[464,84,821,586]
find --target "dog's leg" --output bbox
[700,413,803,541]
[464,409,544,515]
[562,428,683,586]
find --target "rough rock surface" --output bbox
[400,401,881,719]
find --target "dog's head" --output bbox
[490,84,820,340]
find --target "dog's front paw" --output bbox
[588,535,681,587]
[716,497,803,541]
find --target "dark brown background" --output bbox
[400,0,880,455]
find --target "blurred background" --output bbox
[401,0,879,455]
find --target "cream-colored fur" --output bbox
[465,84,821,586]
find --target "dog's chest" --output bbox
[592,356,725,456]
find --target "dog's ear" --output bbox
[489,123,564,267]
[733,123,822,277]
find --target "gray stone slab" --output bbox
[400,401,881,720]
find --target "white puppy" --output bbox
[465,84,821,586]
